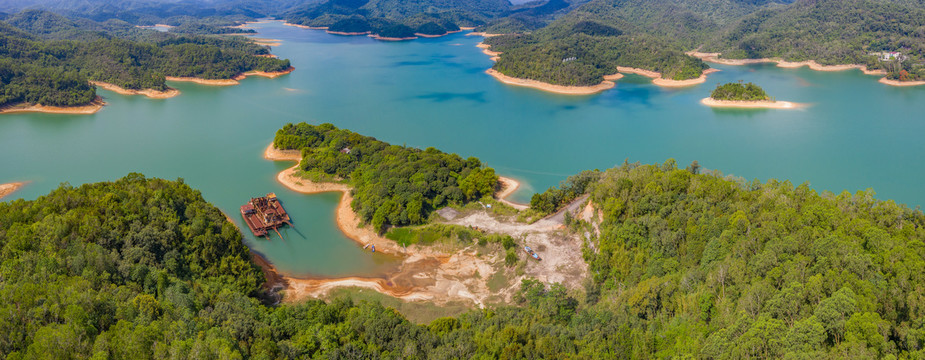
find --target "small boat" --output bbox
[524,245,541,261]
[371,245,376,253]
[363,243,370,250]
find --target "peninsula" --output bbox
[0,97,105,115]
[263,123,588,307]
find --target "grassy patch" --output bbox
[327,288,471,324]
[385,223,481,247]
[487,269,511,293]
[516,208,548,223]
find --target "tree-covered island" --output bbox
[702,81,799,109]
[710,82,771,102]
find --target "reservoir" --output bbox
[2,21,924,278]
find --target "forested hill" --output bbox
[283,0,512,37]
[6,161,925,356]
[0,0,296,26]
[550,0,793,49]
[0,10,290,108]
[484,23,710,86]
[531,160,925,357]
[703,0,925,81]
[480,0,793,86]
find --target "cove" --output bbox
[2,21,924,278]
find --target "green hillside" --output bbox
[704,0,925,80]
[6,156,925,357]
[0,10,290,108]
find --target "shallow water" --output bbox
[2,21,924,277]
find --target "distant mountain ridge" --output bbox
[3,0,924,84]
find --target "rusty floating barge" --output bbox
[240,193,292,238]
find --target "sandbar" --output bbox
[91,81,180,99]
[233,66,296,80]
[249,37,282,46]
[166,76,239,86]
[136,24,174,29]
[686,51,923,87]
[617,66,720,87]
[467,32,504,37]
[327,31,371,36]
[486,69,616,95]
[879,78,925,87]
[369,34,418,41]
[701,97,801,109]
[0,96,104,115]
[0,182,25,200]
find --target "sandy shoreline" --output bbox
[486,69,616,95]
[234,66,296,80]
[618,66,721,87]
[496,177,528,210]
[701,97,801,109]
[467,32,504,37]
[686,51,925,87]
[476,42,502,61]
[478,42,715,93]
[283,23,328,30]
[91,81,180,99]
[327,31,371,36]
[263,143,553,304]
[284,22,465,40]
[264,143,405,256]
[879,78,925,87]
[0,182,25,200]
[166,76,239,86]
[370,34,418,41]
[654,68,721,87]
[167,66,295,86]
[0,97,104,115]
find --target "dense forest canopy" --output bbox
[5,158,925,357]
[704,0,925,80]
[526,159,925,357]
[485,27,709,85]
[5,0,925,84]
[0,10,290,108]
[710,81,770,101]
[283,0,511,37]
[274,122,499,232]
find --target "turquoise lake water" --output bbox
[2,21,924,278]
